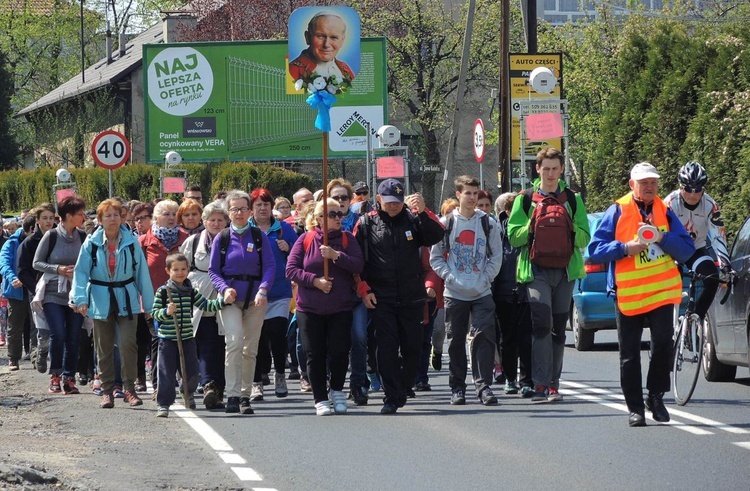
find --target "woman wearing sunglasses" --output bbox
[285,198,363,416]
[327,178,359,232]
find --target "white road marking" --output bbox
[231,467,263,481]
[732,442,750,450]
[219,452,247,464]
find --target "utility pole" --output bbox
[527,0,538,54]
[499,0,510,192]
[440,0,476,201]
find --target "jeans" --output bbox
[286,313,298,373]
[298,310,352,404]
[616,304,673,412]
[218,303,266,399]
[526,267,574,390]
[93,313,138,393]
[294,313,308,376]
[196,316,226,388]
[446,295,497,395]
[349,300,370,388]
[43,303,84,378]
[156,337,199,408]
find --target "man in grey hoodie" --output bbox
[430,175,503,406]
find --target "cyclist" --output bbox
[664,162,731,321]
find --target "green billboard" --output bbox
[143,38,387,163]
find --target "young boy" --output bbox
[152,253,236,417]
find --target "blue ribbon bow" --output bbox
[306,90,337,132]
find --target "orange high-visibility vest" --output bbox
[614,192,682,316]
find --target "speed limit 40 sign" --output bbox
[474,119,485,163]
[91,130,130,170]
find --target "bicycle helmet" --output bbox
[677,161,707,188]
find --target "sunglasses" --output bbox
[331,195,350,202]
[682,185,703,194]
[355,190,369,196]
[327,211,345,219]
[134,215,152,222]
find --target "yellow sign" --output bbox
[509,53,563,160]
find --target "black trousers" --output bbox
[685,248,720,319]
[136,314,151,384]
[495,296,533,387]
[254,316,289,382]
[616,303,673,412]
[372,300,423,406]
[298,311,352,404]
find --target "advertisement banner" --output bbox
[144,38,387,163]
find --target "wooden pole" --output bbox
[322,132,330,280]
[165,287,191,409]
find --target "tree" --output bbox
[0,49,19,169]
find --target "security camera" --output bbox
[376,125,401,146]
[165,151,182,166]
[56,168,71,182]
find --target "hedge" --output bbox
[0,162,313,212]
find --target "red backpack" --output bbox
[303,231,348,252]
[522,188,577,269]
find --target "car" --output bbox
[568,212,615,351]
[703,216,750,382]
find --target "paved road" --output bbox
[2,331,749,490]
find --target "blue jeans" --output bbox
[349,301,370,388]
[43,303,84,378]
[294,313,307,376]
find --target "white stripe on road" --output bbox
[732,442,750,450]
[171,404,266,483]
[561,380,750,436]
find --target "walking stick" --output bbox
[165,287,191,409]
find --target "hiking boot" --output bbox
[213,390,225,410]
[329,390,348,414]
[531,385,548,403]
[414,381,432,391]
[367,371,381,392]
[156,406,169,418]
[274,372,288,398]
[124,390,143,407]
[240,397,254,415]
[100,393,115,409]
[547,387,563,402]
[299,375,312,393]
[450,390,466,405]
[8,360,19,371]
[521,385,535,398]
[288,370,301,380]
[479,388,499,406]
[430,349,442,371]
[315,401,332,416]
[63,376,80,395]
[646,392,670,423]
[49,374,62,393]
[225,396,240,414]
[203,381,219,409]
[504,380,519,395]
[113,385,125,399]
[261,373,271,386]
[349,385,368,406]
[36,350,48,374]
[250,383,264,401]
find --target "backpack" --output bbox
[188,234,208,273]
[442,213,493,259]
[522,187,577,269]
[303,230,348,252]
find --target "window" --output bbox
[730,217,750,261]
[544,0,556,10]
[559,0,579,11]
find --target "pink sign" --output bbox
[55,188,76,203]
[162,177,186,194]
[525,112,564,140]
[376,156,405,178]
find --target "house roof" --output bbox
[17,23,163,116]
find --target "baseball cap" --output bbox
[353,181,369,193]
[377,178,405,203]
[630,162,660,181]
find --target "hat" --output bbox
[353,181,369,193]
[630,162,660,180]
[378,178,405,203]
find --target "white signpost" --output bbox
[91,130,130,198]
[474,119,485,188]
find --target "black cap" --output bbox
[377,178,405,203]
[353,181,369,193]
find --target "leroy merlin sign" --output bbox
[143,38,387,163]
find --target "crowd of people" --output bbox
[0,150,729,425]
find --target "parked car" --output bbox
[703,216,750,381]
[568,212,615,351]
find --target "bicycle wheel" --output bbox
[672,314,704,406]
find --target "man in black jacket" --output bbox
[355,179,444,414]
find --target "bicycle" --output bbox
[671,268,733,406]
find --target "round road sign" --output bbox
[91,130,130,170]
[474,119,485,163]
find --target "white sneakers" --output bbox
[329,390,348,414]
[250,383,264,401]
[315,401,332,416]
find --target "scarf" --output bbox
[166,278,193,297]
[151,223,180,250]
[182,223,205,237]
